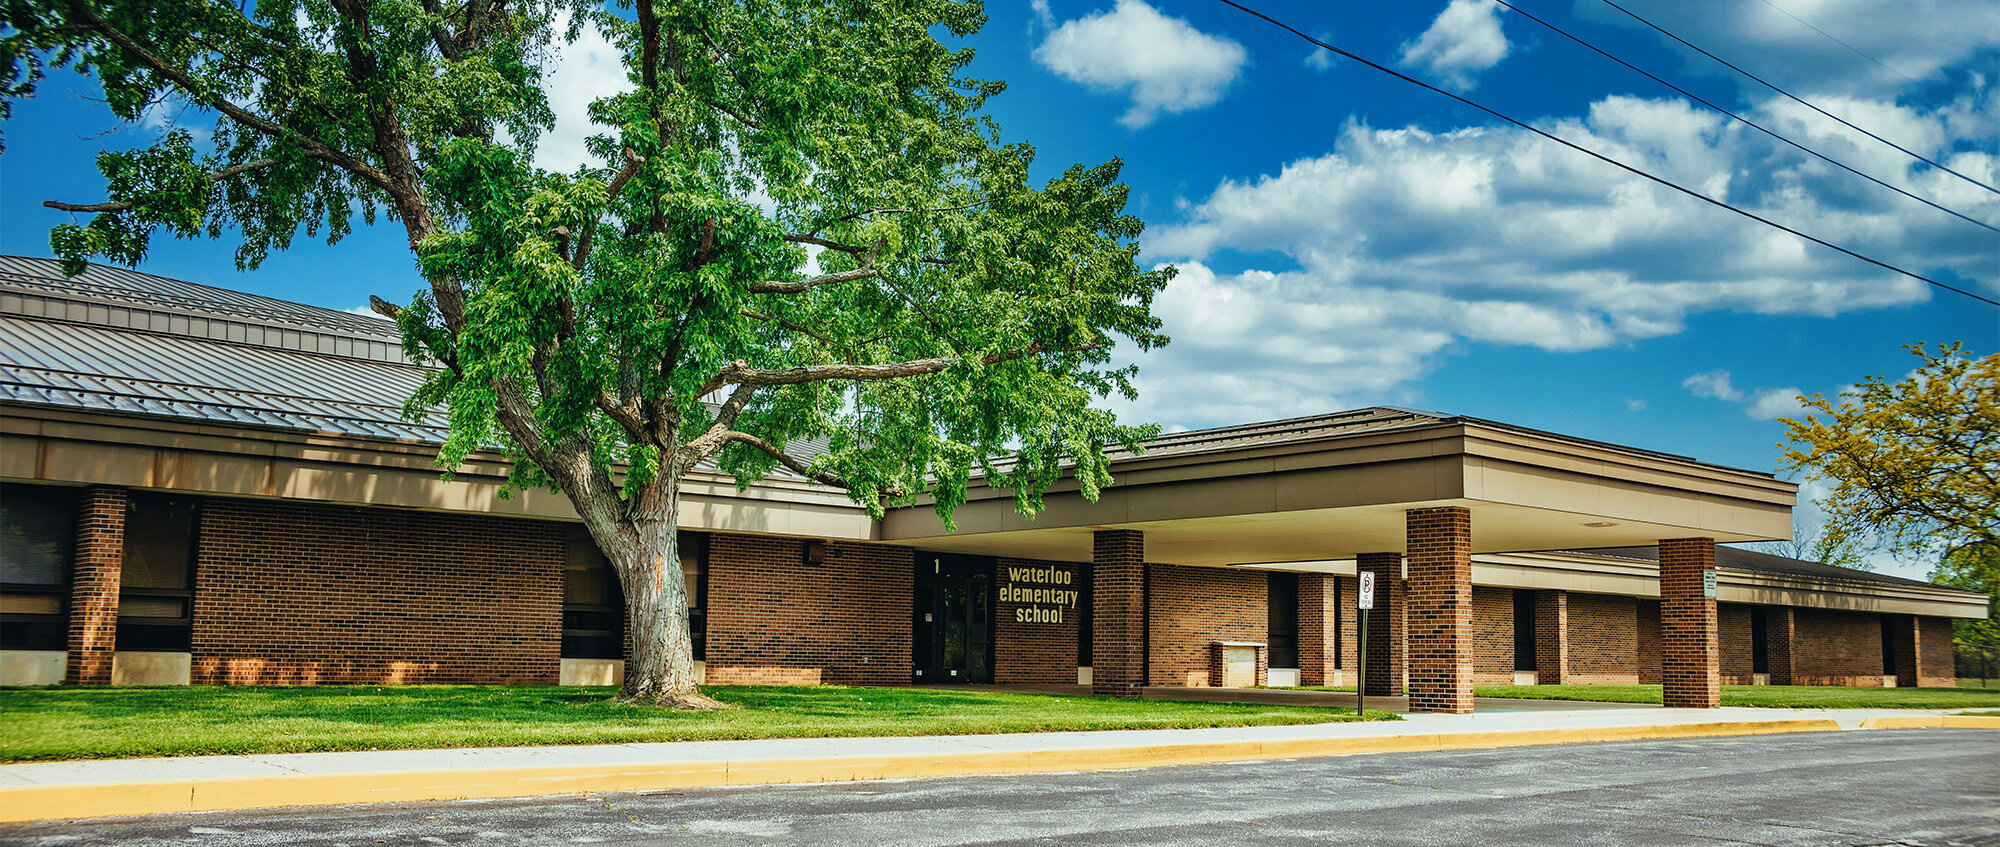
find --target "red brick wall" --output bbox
[1298,573,1336,686]
[1569,593,1642,684]
[1719,603,1755,684]
[704,535,911,686]
[65,487,127,685]
[1918,616,1956,688]
[1792,608,1886,686]
[993,557,1084,684]
[191,498,563,685]
[1534,590,1569,684]
[1471,587,1516,685]
[1637,600,1662,684]
[1147,563,1266,687]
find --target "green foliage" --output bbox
[1782,343,1999,558]
[1933,543,1999,651]
[9,0,1171,524]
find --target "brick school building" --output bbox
[0,257,1983,712]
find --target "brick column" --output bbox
[1356,552,1404,698]
[1091,529,1146,698]
[1534,590,1568,685]
[1766,606,1797,685]
[65,487,127,686]
[1407,507,1473,714]
[1298,574,1339,686]
[1660,537,1720,708]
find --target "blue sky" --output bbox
[3,0,1995,576]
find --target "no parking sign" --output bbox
[1359,570,1375,609]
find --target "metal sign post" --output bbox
[1358,571,1375,717]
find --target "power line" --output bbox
[1205,0,2000,309]
[1750,0,1920,87]
[1597,0,2000,197]
[1487,0,1995,235]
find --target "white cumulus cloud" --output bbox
[1033,0,1248,128]
[1124,82,1996,429]
[1397,0,1511,91]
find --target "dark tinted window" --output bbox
[0,485,79,651]
[1267,572,1299,669]
[116,493,198,652]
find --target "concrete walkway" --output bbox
[1,705,1993,824]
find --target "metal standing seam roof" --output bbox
[0,257,442,441]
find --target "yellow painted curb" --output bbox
[0,720,1845,824]
[1859,714,2000,730]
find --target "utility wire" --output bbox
[1488,0,1994,235]
[1597,0,2000,197]
[1206,0,2000,308]
[1750,0,1920,87]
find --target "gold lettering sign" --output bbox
[1004,565,1077,625]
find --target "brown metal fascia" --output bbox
[923,422,1473,507]
[0,402,868,511]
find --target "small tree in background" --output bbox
[1781,343,1998,664]
[7,0,1171,707]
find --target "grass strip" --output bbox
[0,684,1392,762]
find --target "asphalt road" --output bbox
[5,730,1996,846]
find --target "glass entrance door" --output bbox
[913,554,992,683]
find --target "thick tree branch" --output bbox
[748,266,880,294]
[58,0,395,193]
[783,234,867,254]
[44,159,280,213]
[699,430,849,489]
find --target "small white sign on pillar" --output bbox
[1359,570,1375,610]
[1702,570,1718,599]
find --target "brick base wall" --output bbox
[1147,564,1266,687]
[704,536,912,686]
[1637,600,1662,684]
[1917,616,1956,688]
[1471,586,1515,685]
[192,498,564,685]
[1567,593,1642,685]
[1719,603,1755,685]
[65,487,127,686]
[1791,608,1886,686]
[994,557,1085,684]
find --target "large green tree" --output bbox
[1781,343,1998,655]
[5,0,1171,706]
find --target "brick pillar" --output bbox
[1091,529,1145,698]
[1534,590,1568,685]
[1298,574,1338,686]
[1766,606,1797,685]
[65,487,127,686]
[1406,507,1473,714]
[1356,552,1404,698]
[1660,537,1720,708]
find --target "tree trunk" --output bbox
[589,472,731,709]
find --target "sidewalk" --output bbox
[2,705,1993,824]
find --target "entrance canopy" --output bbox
[880,408,1796,564]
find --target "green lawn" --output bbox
[0,685,1393,762]
[1277,683,2000,710]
